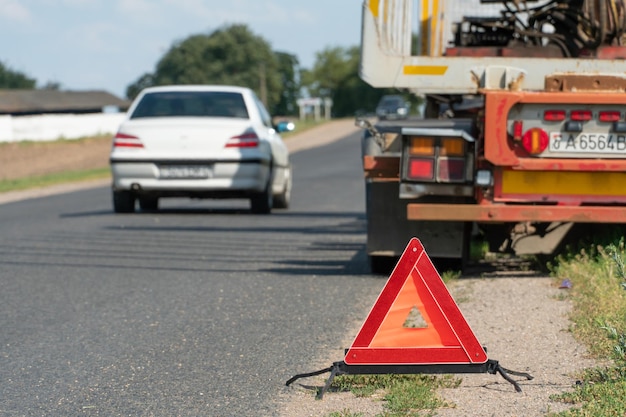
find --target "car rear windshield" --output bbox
[379,96,403,106]
[130,91,250,119]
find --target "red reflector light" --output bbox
[599,111,621,122]
[512,120,523,141]
[113,132,144,148]
[437,158,466,182]
[226,131,259,148]
[544,110,566,122]
[571,110,592,121]
[408,158,434,180]
[522,128,549,155]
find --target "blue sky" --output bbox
[0,0,361,98]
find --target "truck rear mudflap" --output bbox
[366,181,470,273]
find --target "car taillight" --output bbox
[544,110,566,122]
[113,132,144,148]
[225,131,259,148]
[522,127,549,155]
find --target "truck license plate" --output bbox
[549,132,626,154]
[159,165,211,179]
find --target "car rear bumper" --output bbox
[110,159,270,196]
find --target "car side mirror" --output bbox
[275,120,295,133]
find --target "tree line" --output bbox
[1,24,405,117]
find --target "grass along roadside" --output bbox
[328,374,461,417]
[546,236,626,416]
[0,134,112,150]
[0,167,110,194]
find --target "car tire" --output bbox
[273,168,291,209]
[139,196,159,212]
[250,178,273,214]
[113,190,135,213]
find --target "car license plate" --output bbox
[549,132,626,154]
[159,165,211,179]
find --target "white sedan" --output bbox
[110,85,292,214]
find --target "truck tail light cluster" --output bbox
[404,136,469,183]
[113,132,144,148]
[542,109,621,122]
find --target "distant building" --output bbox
[0,90,131,142]
[0,89,130,116]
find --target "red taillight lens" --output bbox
[544,110,566,122]
[113,132,144,148]
[599,111,621,122]
[437,158,466,182]
[512,120,523,141]
[226,131,259,148]
[571,110,592,121]
[522,128,549,155]
[408,158,434,180]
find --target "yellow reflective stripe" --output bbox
[502,170,626,197]
[403,65,448,75]
[369,0,380,17]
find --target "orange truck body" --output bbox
[359,0,626,270]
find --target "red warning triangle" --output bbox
[344,238,488,365]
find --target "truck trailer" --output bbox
[359,0,626,272]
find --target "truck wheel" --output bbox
[113,190,135,213]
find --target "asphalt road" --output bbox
[0,131,386,416]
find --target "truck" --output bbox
[359,0,626,272]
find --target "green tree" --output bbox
[0,61,36,89]
[126,24,287,113]
[125,73,154,100]
[302,46,398,117]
